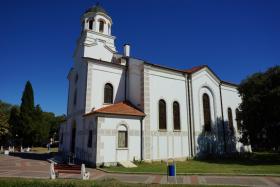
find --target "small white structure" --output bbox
[59,4,249,167]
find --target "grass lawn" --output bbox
[0,178,241,187]
[104,152,280,175]
[31,147,58,153]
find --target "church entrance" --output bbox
[70,122,76,154]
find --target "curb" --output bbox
[97,168,280,177]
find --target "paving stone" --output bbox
[204,176,267,186]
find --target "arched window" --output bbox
[89,20,93,30]
[104,83,113,103]
[118,125,127,148]
[173,101,181,130]
[99,20,104,32]
[73,88,77,106]
[235,108,241,131]
[228,108,234,133]
[203,93,211,132]
[159,99,167,130]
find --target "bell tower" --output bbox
[75,4,116,62]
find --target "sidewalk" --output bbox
[0,154,279,186]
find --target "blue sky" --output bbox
[0,0,279,115]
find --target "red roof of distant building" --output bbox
[84,101,145,117]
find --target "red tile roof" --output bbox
[84,101,145,117]
[182,65,206,74]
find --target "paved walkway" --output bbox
[0,153,280,186]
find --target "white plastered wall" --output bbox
[85,60,125,113]
[145,65,190,160]
[95,116,141,165]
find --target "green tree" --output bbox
[32,105,50,146]
[0,100,13,145]
[20,81,35,146]
[238,65,280,151]
[8,107,22,146]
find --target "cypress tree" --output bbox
[20,81,34,114]
[20,81,35,146]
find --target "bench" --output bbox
[50,163,90,180]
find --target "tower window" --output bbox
[203,93,211,132]
[159,99,167,130]
[173,101,181,130]
[89,20,93,30]
[99,20,104,33]
[104,83,113,104]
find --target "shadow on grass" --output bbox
[194,152,280,166]
[9,152,56,161]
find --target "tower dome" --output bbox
[82,4,112,36]
[85,4,108,15]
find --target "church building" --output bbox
[59,5,250,166]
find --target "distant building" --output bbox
[59,5,250,166]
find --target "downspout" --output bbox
[219,83,227,153]
[140,117,144,160]
[186,74,193,157]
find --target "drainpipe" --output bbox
[186,75,193,157]
[140,117,144,160]
[219,83,227,153]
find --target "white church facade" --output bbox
[59,5,250,166]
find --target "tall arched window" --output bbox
[104,83,113,103]
[235,108,241,131]
[89,20,93,30]
[203,93,211,132]
[159,99,167,130]
[173,101,181,130]
[228,108,234,133]
[99,20,104,33]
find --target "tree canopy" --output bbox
[1,81,65,147]
[238,65,280,151]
